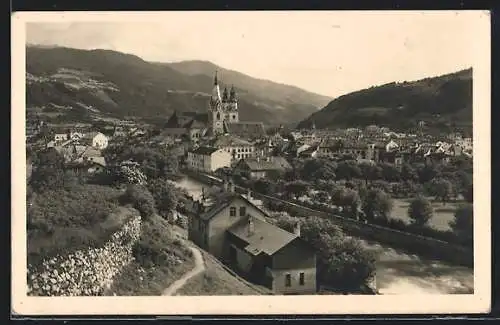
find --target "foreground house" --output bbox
[187,182,317,295]
[186,146,232,173]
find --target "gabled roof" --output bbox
[211,134,253,147]
[227,216,298,256]
[223,121,266,139]
[82,131,103,139]
[237,156,291,172]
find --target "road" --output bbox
[162,245,205,296]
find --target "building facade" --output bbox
[186,146,232,173]
[187,183,317,295]
[208,71,239,135]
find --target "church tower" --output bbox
[208,70,225,135]
[208,71,239,135]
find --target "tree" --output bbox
[380,163,401,182]
[417,163,441,184]
[335,160,361,181]
[428,178,454,204]
[401,163,418,182]
[362,189,393,222]
[331,187,361,217]
[147,178,178,217]
[122,185,156,218]
[449,203,473,243]
[462,183,473,203]
[298,217,376,292]
[408,196,433,227]
[284,180,310,199]
[116,160,148,185]
[359,162,382,185]
[252,178,275,195]
[313,191,330,203]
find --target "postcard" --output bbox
[12,10,491,315]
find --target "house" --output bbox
[234,156,292,179]
[73,147,106,166]
[210,134,256,161]
[186,146,232,173]
[187,182,317,294]
[223,121,266,141]
[80,132,109,149]
[66,160,107,175]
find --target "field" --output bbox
[176,251,267,296]
[390,197,462,231]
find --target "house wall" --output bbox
[250,171,267,179]
[270,239,317,294]
[207,197,267,260]
[92,134,109,149]
[270,266,317,295]
[210,150,233,172]
[232,244,254,273]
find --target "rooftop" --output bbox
[228,216,298,256]
[190,146,220,155]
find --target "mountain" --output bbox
[26,46,330,126]
[297,68,473,132]
[165,60,331,110]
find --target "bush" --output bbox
[27,185,124,265]
[408,196,434,227]
[121,185,156,219]
[132,215,190,268]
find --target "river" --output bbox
[172,176,474,295]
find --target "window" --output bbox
[239,206,246,216]
[285,274,291,287]
[230,207,236,217]
[299,272,305,285]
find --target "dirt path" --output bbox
[162,246,205,296]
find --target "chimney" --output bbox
[246,188,252,200]
[247,216,254,236]
[294,222,301,237]
[229,181,235,193]
[223,180,229,192]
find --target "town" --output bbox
[26,71,474,296]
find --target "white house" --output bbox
[187,146,232,173]
[81,132,109,149]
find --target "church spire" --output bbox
[222,87,229,102]
[211,70,221,102]
[229,84,237,102]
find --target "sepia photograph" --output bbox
[12,10,490,315]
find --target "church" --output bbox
[207,71,266,139]
[162,71,266,142]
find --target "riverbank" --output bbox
[172,175,474,295]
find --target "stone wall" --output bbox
[27,215,142,296]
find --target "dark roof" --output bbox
[224,121,266,139]
[183,119,207,129]
[227,216,298,256]
[162,128,188,136]
[189,146,220,155]
[237,156,291,172]
[189,191,272,222]
[211,134,253,147]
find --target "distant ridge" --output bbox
[25,46,330,126]
[297,68,472,133]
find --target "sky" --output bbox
[25,11,486,98]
